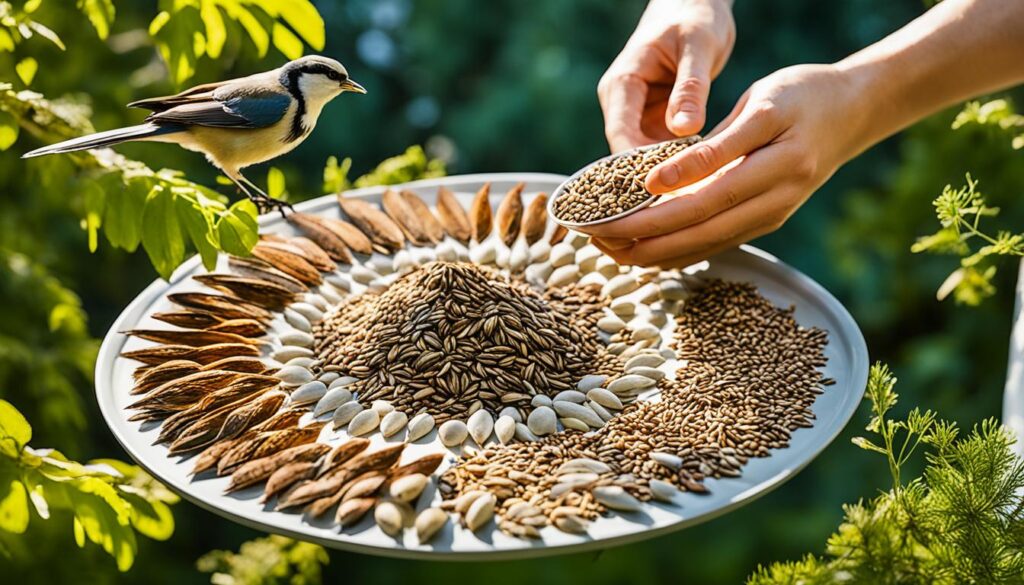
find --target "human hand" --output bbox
[588,64,872,268]
[599,0,735,153]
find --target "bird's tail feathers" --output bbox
[21,123,182,158]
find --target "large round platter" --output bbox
[95,173,869,560]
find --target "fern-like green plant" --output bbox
[912,174,1023,305]
[197,535,328,585]
[0,399,178,570]
[748,364,1024,584]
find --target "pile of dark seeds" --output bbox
[552,136,700,224]
[313,261,622,421]
[440,280,831,537]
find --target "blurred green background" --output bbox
[2,0,1022,582]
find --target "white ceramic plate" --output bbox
[95,173,869,560]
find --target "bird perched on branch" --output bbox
[23,55,366,215]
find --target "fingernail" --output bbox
[654,164,679,190]
[672,112,691,132]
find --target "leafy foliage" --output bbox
[197,535,328,585]
[321,145,446,196]
[912,175,1023,305]
[953,99,1024,150]
[2,84,260,279]
[0,399,178,570]
[0,250,97,449]
[150,0,326,86]
[748,364,1024,584]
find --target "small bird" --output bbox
[23,55,366,214]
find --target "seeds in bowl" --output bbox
[552,137,700,225]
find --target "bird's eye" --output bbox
[327,71,340,80]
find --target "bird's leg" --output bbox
[237,171,293,218]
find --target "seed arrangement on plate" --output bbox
[115,180,834,545]
[551,136,701,225]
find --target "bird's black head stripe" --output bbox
[284,67,307,143]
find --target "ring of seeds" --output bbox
[551,136,700,225]
[118,181,832,543]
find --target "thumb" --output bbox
[666,49,713,136]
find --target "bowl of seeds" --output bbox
[548,136,701,229]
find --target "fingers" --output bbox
[583,145,780,240]
[665,47,713,136]
[600,73,654,152]
[646,100,783,194]
[599,187,790,267]
[705,89,750,139]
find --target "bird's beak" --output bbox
[340,79,367,94]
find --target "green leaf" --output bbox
[141,186,186,280]
[15,57,37,86]
[0,400,32,450]
[215,199,259,256]
[271,22,303,60]
[103,177,148,252]
[323,156,352,194]
[265,0,325,49]
[26,21,65,50]
[267,166,286,198]
[230,4,270,57]
[0,29,14,52]
[0,478,29,534]
[76,0,116,40]
[120,492,175,541]
[199,1,227,58]
[83,182,106,253]
[175,195,220,271]
[0,110,19,151]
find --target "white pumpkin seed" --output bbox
[303,293,329,312]
[290,302,323,323]
[498,406,522,423]
[280,331,314,348]
[509,240,530,272]
[587,388,623,410]
[592,486,641,512]
[332,401,364,428]
[526,406,557,436]
[560,417,590,432]
[380,410,409,437]
[578,272,607,287]
[439,420,468,447]
[624,353,665,369]
[627,365,666,381]
[407,412,435,442]
[514,422,539,442]
[632,323,660,340]
[610,298,636,317]
[549,242,576,267]
[608,374,657,394]
[375,501,404,536]
[553,390,586,404]
[576,374,608,392]
[350,265,379,284]
[595,255,620,278]
[565,231,589,249]
[465,493,496,532]
[524,261,553,286]
[275,365,313,386]
[371,400,395,416]
[273,346,313,362]
[597,315,626,333]
[660,347,677,360]
[528,240,551,263]
[494,243,511,269]
[530,395,552,408]
[494,415,516,444]
[347,409,380,436]
[319,284,344,304]
[289,381,327,405]
[602,274,639,298]
[588,400,614,422]
[557,458,612,475]
[390,473,428,503]
[313,387,353,417]
[318,372,339,384]
[415,507,448,542]
[575,245,602,273]
[469,240,497,264]
[467,410,494,445]
[651,451,683,470]
[325,273,352,291]
[393,250,415,273]
[328,376,358,390]
[648,310,668,328]
[436,241,457,262]
[554,514,589,534]
[552,401,604,428]
[649,479,680,503]
[547,264,581,287]
[285,356,315,369]
[659,279,688,301]
[283,309,311,332]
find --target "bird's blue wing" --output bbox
[145,88,290,129]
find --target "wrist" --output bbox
[832,55,910,160]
